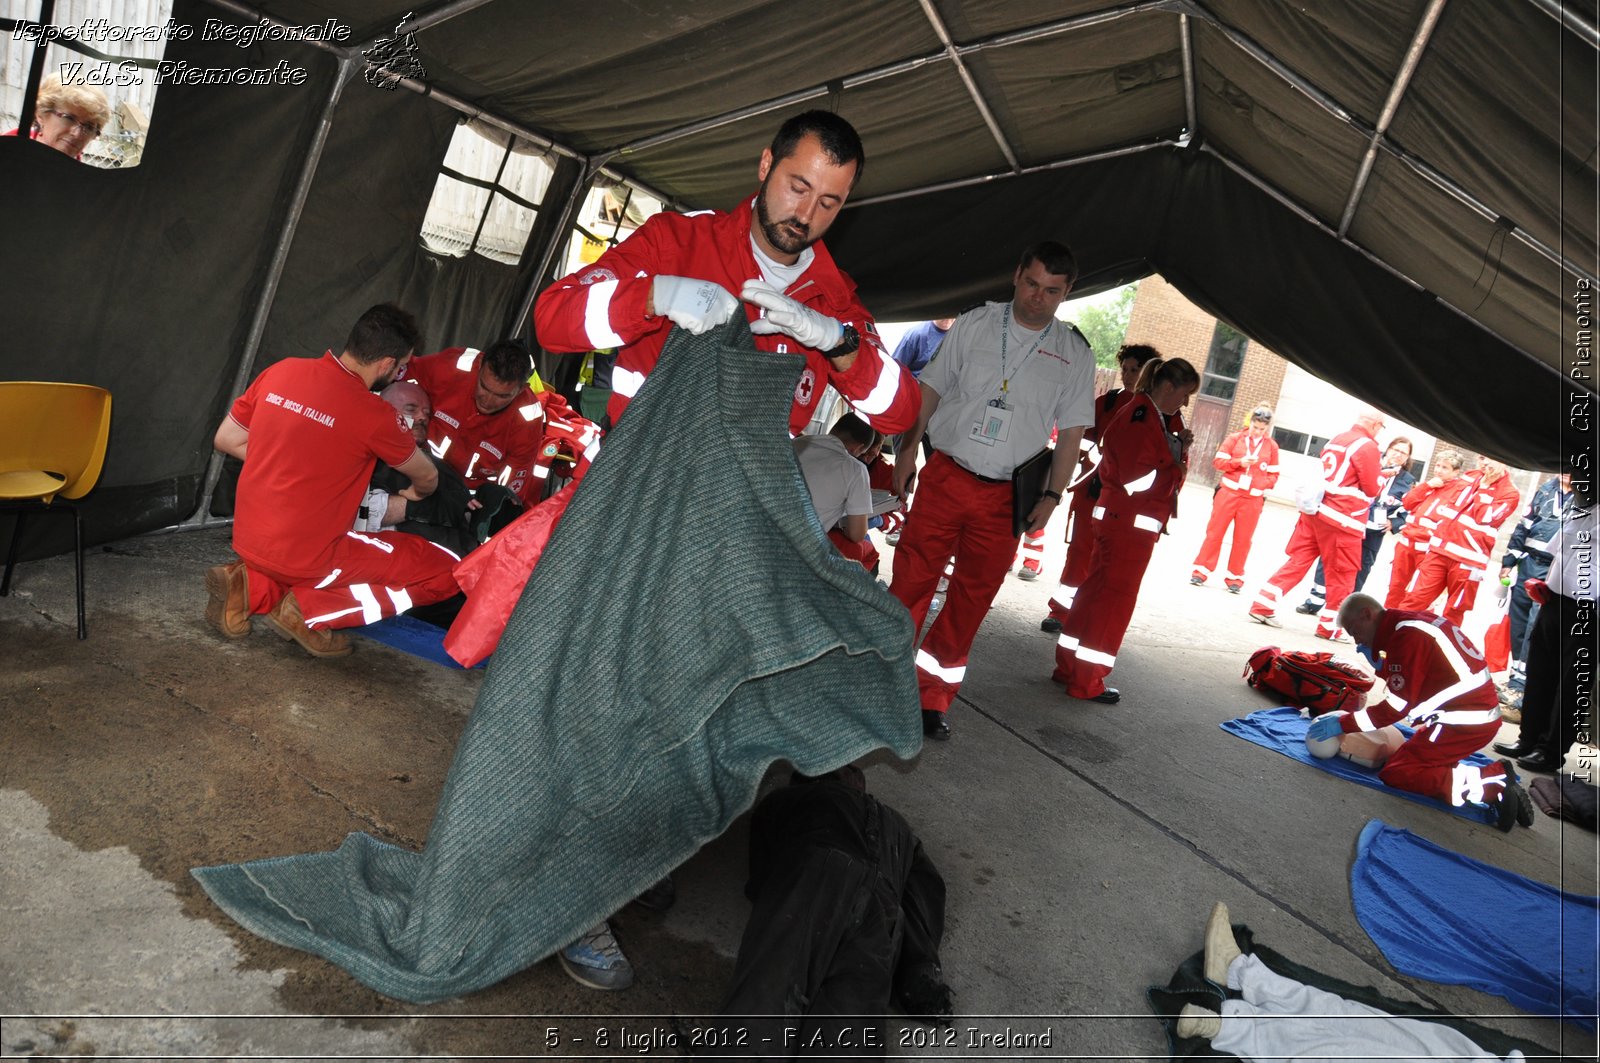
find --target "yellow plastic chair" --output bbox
[0,382,113,639]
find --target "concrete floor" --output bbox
[1,484,1595,1060]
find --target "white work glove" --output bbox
[741,279,845,351]
[651,275,739,335]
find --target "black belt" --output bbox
[939,451,1009,484]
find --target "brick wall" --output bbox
[1125,275,1218,379]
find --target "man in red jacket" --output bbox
[1311,593,1533,831]
[207,304,461,657]
[1248,410,1384,639]
[1190,405,1280,593]
[407,342,549,504]
[533,111,918,438]
[1398,456,1521,626]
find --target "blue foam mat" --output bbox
[349,614,482,669]
[1354,819,1599,1032]
[1221,706,1502,826]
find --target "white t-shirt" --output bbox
[792,433,871,532]
[920,301,1097,479]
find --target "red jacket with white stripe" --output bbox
[1212,428,1280,497]
[533,197,918,436]
[1341,609,1499,732]
[1094,393,1188,534]
[1396,477,1459,549]
[1425,469,1522,571]
[407,348,546,502]
[1314,424,1381,534]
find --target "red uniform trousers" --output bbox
[1377,720,1506,806]
[1048,484,1100,617]
[244,530,461,629]
[1384,538,1428,608]
[888,452,1015,714]
[1249,514,1360,637]
[827,528,880,573]
[1053,511,1159,698]
[1191,488,1264,588]
[1397,551,1480,626]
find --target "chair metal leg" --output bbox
[72,505,86,640]
[1,508,23,597]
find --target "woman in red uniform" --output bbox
[1054,357,1199,704]
[1384,449,1464,608]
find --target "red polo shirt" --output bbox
[408,347,547,501]
[229,352,416,578]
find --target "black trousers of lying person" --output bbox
[713,765,951,1058]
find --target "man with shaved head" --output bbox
[1309,593,1534,832]
[1248,409,1384,640]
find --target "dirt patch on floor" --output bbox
[1,541,737,1056]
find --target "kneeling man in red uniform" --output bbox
[206,303,462,657]
[1309,593,1534,831]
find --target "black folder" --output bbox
[1010,446,1053,538]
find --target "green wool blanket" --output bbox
[192,318,922,1002]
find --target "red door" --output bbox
[1187,397,1233,487]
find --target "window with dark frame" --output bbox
[420,121,555,264]
[1200,321,1248,400]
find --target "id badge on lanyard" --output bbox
[971,397,1013,446]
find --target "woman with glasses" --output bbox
[5,74,110,160]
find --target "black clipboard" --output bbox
[1010,446,1053,538]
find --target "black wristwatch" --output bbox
[1041,489,1063,502]
[834,324,860,356]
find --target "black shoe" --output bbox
[1040,615,1061,634]
[1499,762,1537,828]
[1490,782,1520,833]
[1516,749,1561,773]
[1087,688,1121,704]
[922,710,951,741]
[1295,602,1320,615]
[1492,741,1534,759]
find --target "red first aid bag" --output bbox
[1482,614,1512,673]
[1243,646,1375,716]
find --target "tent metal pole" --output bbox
[16,0,53,139]
[391,0,498,41]
[1338,0,1448,237]
[1525,0,1600,49]
[1184,0,1591,287]
[1198,144,1560,379]
[179,55,357,530]
[608,1,1173,161]
[509,162,601,341]
[845,141,1175,208]
[916,0,1020,172]
[959,1,1177,53]
[1179,13,1196,138]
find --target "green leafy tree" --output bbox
[1063,282,1138,367]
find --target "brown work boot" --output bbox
[266,591,352,658]
[204,561,251,639]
